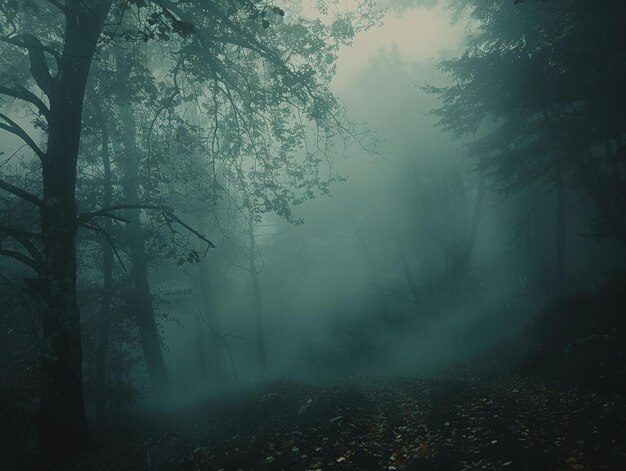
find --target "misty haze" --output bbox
[1,0,625,470]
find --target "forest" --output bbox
[0,0,625,469]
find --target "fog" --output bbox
[1,0,625,469]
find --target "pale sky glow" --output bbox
[295,1,466,88]
[331,4,466,89]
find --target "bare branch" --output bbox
[0,112,45,159]
[0,249,38,271]
[0,226,41,259]
[78,204,170,224]
[0,85,50,119]
[80,212,129,224]
[79,205,215,254]
[79,222,127,271]
[0,178,43,207]
[199,310,249,343]
[1,144,28,165]
[1,34,57,95]
[165,211,216,253]
[222,330,250,342]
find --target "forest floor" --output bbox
[73,346,626,471]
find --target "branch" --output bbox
[0,112,45,159]
[0,249,38,271]
[157,0,299,88]
[222,330,250,342]
[0,178,43,207]
[164,211,216,253]
[78,211,129,224]
[199,310,249,344]
[0,85,50,119]
[78,205,216,253]
[78,204,171,224]
[1,34,57,95]
[79,222,127,271]
[98,213,129,223]
[2,145,27,166]
[0,226,41,259]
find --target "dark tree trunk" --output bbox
[556,176,566,286]
[197,242,238,382]
[544,108,626,247]
[95,108,113,424]
[248,217,266,370]
[119,98,171,392]
[37,1,113,463]
[197,224,210,381]
[194,311,208,379]
[197,219,225,384]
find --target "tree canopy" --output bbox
[429,0,626,242]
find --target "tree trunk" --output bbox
[197,218,226,384]
[556,176,566,286]
[103,33,175,391]
[118,82,170,391]
[95,107,113,424]
[543,108,626,247]
[197,219,210,381]
[37,1,113,463]
[194,312,208,379]
[248,216,266,370]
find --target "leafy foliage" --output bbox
[429,0,626,241]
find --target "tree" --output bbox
[1,1,114,461]
[429,0,626,251]
[115,45,172,392]
[0,0,374,461]
[92,100,115,423]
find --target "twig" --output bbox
[80,222,127,271]
[165,211,216,254]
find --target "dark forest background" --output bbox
[1,0,625,469]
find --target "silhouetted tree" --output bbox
[430,0,626,250]
[0,0,373,462]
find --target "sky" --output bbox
[332,4,466,89]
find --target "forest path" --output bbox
[78,368,626,470]
[174,372,623,471]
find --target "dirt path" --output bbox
[161,372,622,471]
[75,369,626,471]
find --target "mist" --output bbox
[1,1,625,470]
